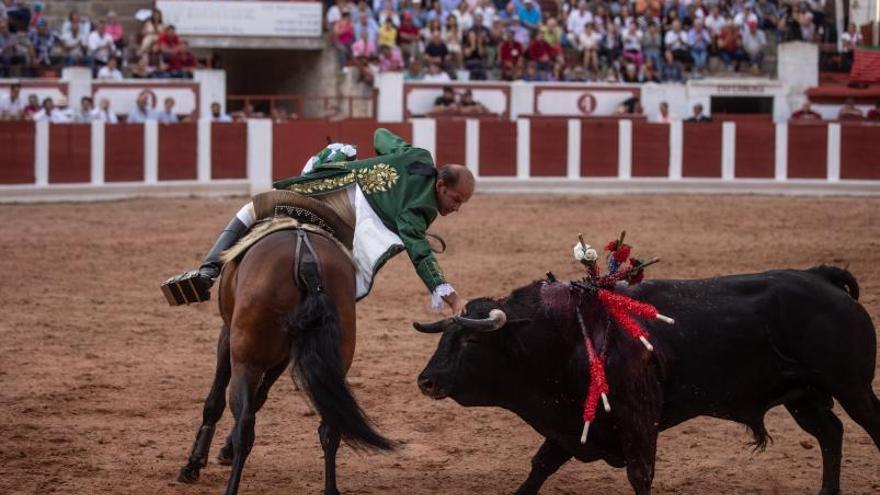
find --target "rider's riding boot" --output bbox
[161,217,249,306]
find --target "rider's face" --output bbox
[435,176,474,216]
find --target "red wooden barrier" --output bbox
[580,120,618,177]
[735,122,775,178]
[158,123,197,181]
[631,122,669,177]
[0,122,35,184]
[787,123,827,179]
[105,124,144,182]
[478,120,517,176]
[272,121,336,181]
[211,122,247,179]
[840,123,880,180]
[682,123,722,178]
[530,119,567,176]
[435,119,466,166]
[49,124,90,183]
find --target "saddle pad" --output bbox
[252,190,354,250]
[219,217,354,266]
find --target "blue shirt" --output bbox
[517,5,542,29]
[127,106,157,123]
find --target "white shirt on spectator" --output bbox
[622,29,643,51]
[480,6,497,28]
[92,107,119,124]
[157,111,179,123]
[327,4,344,25]
[664,30,688,50]
[567,8,593,36]
[423,71,451,82]
[452,10,474,32]
[733,11,758,28]
[88,30,116,64]
[579,30,602,50]
[704,13,726,35]
[127,106,157,123]
[97,66,123,81]
[33,108,73,123]
[742,28,766,55]
[840,31,863,52]
[0,93,25,119]
[212,113,233,123]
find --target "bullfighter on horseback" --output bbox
[163,127,474,315]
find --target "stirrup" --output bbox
[161,270,213,306]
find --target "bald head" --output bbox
[435,164,474,216]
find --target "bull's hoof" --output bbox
[177,464,201,484]
[324,489,341,495]
[217,443,233,466]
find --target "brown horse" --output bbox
[176,227,393,495]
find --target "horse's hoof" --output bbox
[217,444,233,466]
[177,464,200,484]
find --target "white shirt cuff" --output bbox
[431,283,455,310]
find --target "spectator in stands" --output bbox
[458,88,489,114]
[28,3,43,31]
[522,61,545,81]
[404,56,423,79]
[127,93,157,123]
[499,28,524,80]
[97,57,123,80]
[168,40,198,78]
[88,19,116,70]
[1,19,29,77]
[840,23,862,71]
[378,43,404,71]
[837,98,863,120]
[424,29,449,67]
[718,21,743,71]
[0,80,24,119]
[755,0,779,31]
[210,101,233,122]
[105,11,125,52]
[528,25,555,75]
[641,22,662,70]
[640,57,661,82]
[778,4,802,42]
[139,8,164,55]
[866,101,880,121]
[354,10,379,44]
[61,11,90,40]
[567,1,593,46]
[424,61,451,81]
[741,20,766,73]
[621,23,644,68]
[93,97,118,123]
[686,103,711,122]
[352,30,377,59]
[657,101,677,123]
[2,0,31,33]
[452,1,473,32]
[33,96,71,123]
[378,15,397,48]
[398,12,420,62]
[544,17,564,59]
[432,85,457,113]
[661,49,684,82]
[426,1,447,25]
[688,20,710,76]
[405,0,427,29]
[73,96,95,123]
[664,20,689,65]
[327,0,351,28]
[600,23,623,69]
[518,0,542,31]
[704,6,726,37]
[157,97,178,123]
[61,17,89,67]
[791,100,822,120]
[795,3,815,42]
[22,92,39,119]
[443,15,462,69]
[377,0,400,25]
[462,29,486,79]
[579,22,601,75]
[28,18,57,71]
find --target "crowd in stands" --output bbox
[328,0,851,83]
[0,4,202,79]
[0,81,241,123]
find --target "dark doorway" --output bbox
[710,96,774,114]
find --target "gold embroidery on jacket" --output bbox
[287,171,356,195]
[357,163,400,194]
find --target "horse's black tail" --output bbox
[808,265,860,300]
[286,252,394,452]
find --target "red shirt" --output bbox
[792,109,822,120]
[499,40,523,67]
[169,50,197,71]
[157,32,180,52]
[867,109,880,120]
[397,22,419,46]
[527,38,552,62]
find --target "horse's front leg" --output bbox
[178,325,231,483]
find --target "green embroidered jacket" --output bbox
[273,128,446,292]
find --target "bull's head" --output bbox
[414,287,572,408]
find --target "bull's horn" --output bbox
[412,318,454,333]
[453,309,508,332]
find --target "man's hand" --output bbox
[443,291,467,316]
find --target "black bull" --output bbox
[415,266,879,495]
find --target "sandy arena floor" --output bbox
[0,193,877,495]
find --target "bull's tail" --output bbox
[808,265,860,300]
[286,250,394,452]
